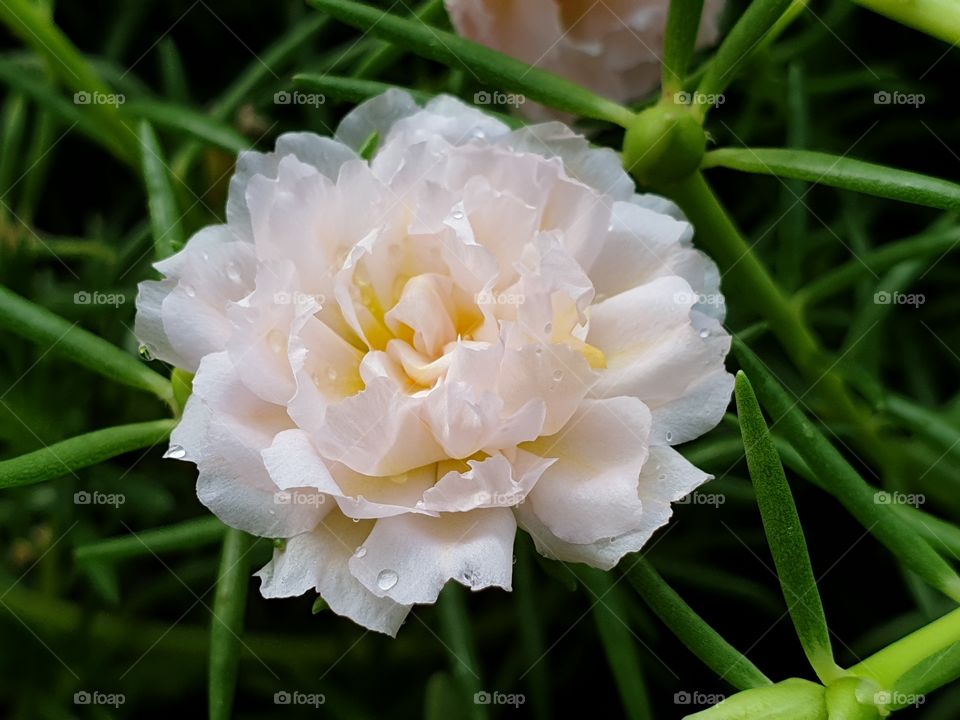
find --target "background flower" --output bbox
[445,0,726,117]
[136,90,733,635]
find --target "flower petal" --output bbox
[349,508,516,605]
[257,511,411,636]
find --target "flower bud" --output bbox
[622,103,706,189]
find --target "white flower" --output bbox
[136,90,733,636]
[445,0,725,118]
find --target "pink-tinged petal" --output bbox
[348,508,516,605]
[523,397,652,544]
[256,511,411,636]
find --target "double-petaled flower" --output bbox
[136,90,732,635]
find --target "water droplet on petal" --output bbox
[377,569,399,590]
[552,369,563,382]
[665,432,674,442]
[699,328,710,339]
[452,210,465,220]
[415,499,425,508]
[164,444,186,460]
[326,367,338,382]
[226,263,241,282]
[534,346,543,356]
[181,283,196,297]
[544,322,553,335]
[354,546,367,558]
[138,344,155,361]
[351,517,360,523]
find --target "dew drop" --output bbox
[699,328,710,339]
[415,499,425,508]
[351,517,360,523]
[658,474,666,481]
[377,569,399,590]
[354,546,368,558]
[138,344,155,361]
[164,444,186,460]
[452,210,465,220]
[543,322,553,335]
[534,346,543,356]
[326,367,338,382]
[665,432,674,442]
[552,369,563,382]
[181,283,196,297]
[226,263,241,282]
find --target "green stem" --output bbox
[0,284,173,407]
[209,529,254,720]
[849,606,960,688]
[0,420,175,489]
[664,172,895,476]
[437,583,487,720]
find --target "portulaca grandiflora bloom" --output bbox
[136,90,733,635]
[445,0,725,117]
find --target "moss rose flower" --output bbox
[136,90,733,635]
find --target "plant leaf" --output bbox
[702,148,960,212]
[735,371,841,683]
[626,558,772,691]
[127,101,250,154]
[0,284,173,405]
[138,119,185,260]
[75,517,226,563]
[696,0,795,108]
[305,0,636,127]
[576,566,653,720]
[0,419,175,489]
[734,340,960,603]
